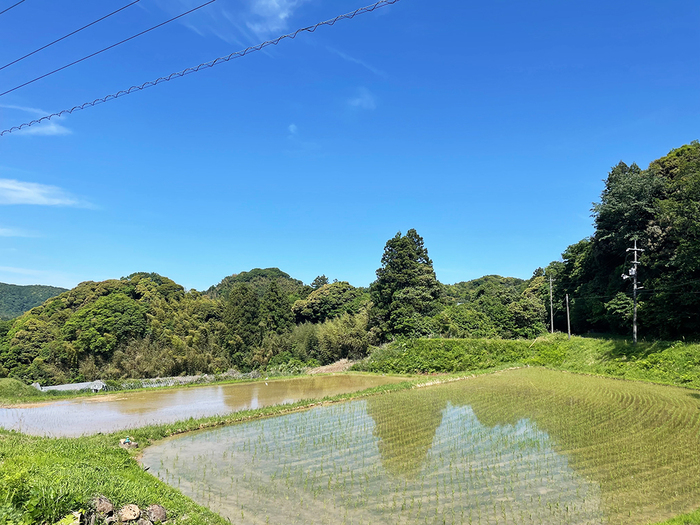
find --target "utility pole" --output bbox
[549,276,554,334]
[566,294,571,340]
[622,240,644,344]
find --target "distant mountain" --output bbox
[207,268,311,302]
[0,283,68,319]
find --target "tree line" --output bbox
[1,140,697,384]
[0,236,547,384]
[543,141,700,338]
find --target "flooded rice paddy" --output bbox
[143,368,700,525]
[0,374,403,436]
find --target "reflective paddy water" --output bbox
[144,400,603,525]
[142,368,700,525]
[0,374,404,436]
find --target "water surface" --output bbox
[0,374,403,436]
[143,399,603,525]
[143,368,700,525]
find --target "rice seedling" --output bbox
[142,368,700,525]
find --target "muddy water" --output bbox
[0,374,404,436]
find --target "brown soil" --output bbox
[307,359,356,375]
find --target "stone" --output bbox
[119,504,141,522]
[88,513,96,525]
[146,505,167,523]
[94,496,114,515]
[137,519,153,525]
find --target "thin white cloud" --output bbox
[327,47,387,78]
[0,226,38,237]
[0,104,72,136]
[246,0,311,36]
[0,266,77,287]
[348,87,377,110]
[284,122,319,152]
[0,104,44,115]
[0,266,43,276]
[0,179,88,207]
[17,120,71,136]
[149,0,311,43]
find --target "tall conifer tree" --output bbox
[370,229,442,340]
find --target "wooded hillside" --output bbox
[546,141,700,338]
[0,282,67,320]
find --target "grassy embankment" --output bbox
[354,333,700,388]
[3,334,700,524]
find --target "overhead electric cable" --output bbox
[0,0,142,72]
[0,0,401,136]
[0,0,217,98]
[0,0,26,16]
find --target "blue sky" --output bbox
[0,0,698,290]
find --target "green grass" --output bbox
[354,334,700,389]
[0,379,45,404]
[1,370,699,524]
[0,431,226,525]
[658,509,700,524]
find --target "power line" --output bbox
[0,0,217,98]
[563,287,700,304]
[0,0,142,72]
[0,0,401,136]
[0,0,26,16]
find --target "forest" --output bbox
[0,141,698,385]
[0,283,67,320]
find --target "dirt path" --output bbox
[307,359,356,374]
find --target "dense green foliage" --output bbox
[0,273,229,384]
[0,232,552,385]
[206,267,310,302]
[222,284,261,369]
[439,275,547,339]
[291,281,368,324]
[443,275,527,303]
[0,283,67,320]
[369,229,443,340]
[0,270,378,383]
[548,141,700,338]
